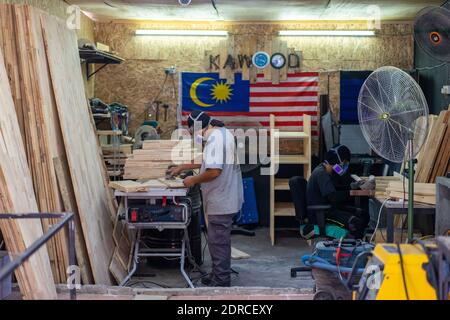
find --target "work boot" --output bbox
[200,273,214,286]
[204,278,231,287]
[201,274,230,287]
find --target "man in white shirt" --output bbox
[167,111,244,287]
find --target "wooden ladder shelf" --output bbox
[270,114,312,245]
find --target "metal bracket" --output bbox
[86,63,109,79]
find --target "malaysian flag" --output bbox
[179,72,319,135]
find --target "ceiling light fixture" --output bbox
[135,30,228,36]
[279,30,376,37]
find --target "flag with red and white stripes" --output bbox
[180,72,319,135]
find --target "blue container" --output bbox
[236,177,259,225]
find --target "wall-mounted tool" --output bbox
[162,104,170,121]
[154,100,162,121]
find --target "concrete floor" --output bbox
[128,227,315,292]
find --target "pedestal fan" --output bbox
[414,5,450,63]
[358,66,429,241]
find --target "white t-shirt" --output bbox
[200,127,244,215]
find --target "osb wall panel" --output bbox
[0,0,96,97]
[94,21,414,147]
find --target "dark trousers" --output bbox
[207,214,235,284]
[289,176,368,238]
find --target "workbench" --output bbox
[114,187,196,288]
[370,197,435,243]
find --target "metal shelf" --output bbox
[79,49,124,79]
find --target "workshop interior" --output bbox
[0,0,449,302]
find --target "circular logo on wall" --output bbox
[252,51,270,69]
[270,53,286,69]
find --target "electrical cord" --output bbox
[397,243,410,300]
[370,198,390,243]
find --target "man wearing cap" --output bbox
[167,110,244,287]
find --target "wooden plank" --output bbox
[280,41,288,81]
[109,179,167,192]
[271,38,280,85]
[42,14,115,285]
[97,130,122,136]
[109,248,128,285]
[226,35,235,85]
[123,168,168,180]
[102,144,133,154]
[416,111,449,182]
[53,157,93,284]
[430,116,450,182]
[241,36,250,81]
[142,140,191,149]
[158,178,186,188]
[263,37,272,81]
[248,37,257,84]
[0,43,56,299]
[219,39,227,80]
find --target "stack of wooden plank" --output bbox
[0,4,117,296]
[385,181,436,205]
[123,140,194,179]
[97,130,131,178]
[0,4,70,284]
[364,176,402,198]
[0,38,56,299]
[416,108,450,183]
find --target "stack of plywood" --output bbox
[0,3,117,295]
[124,140,194,179]
[0,37,56,300]
[0,4,70,284]
[386,181,436,205]
[416,108,450,183]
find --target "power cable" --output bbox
[370,198,389,243]
[397,243,410,300]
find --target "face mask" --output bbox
[332,162,348,176]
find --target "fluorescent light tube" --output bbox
[279,30,375,37]
[135,30,228,36]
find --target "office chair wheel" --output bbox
[313,290,336,300]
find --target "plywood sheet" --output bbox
[0,45,56,299]
[41,15,115,285]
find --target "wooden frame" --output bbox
[269,114,311,245]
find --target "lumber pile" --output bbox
[416,108,450,183]
[385,181,436,205]
[97,130,131,178]
[0,38,56,299]
[0,3,117,295]
[363,176,402,198]
[123,140,194,179]
[0,4,70,284]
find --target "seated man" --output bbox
[290,144,368,239]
